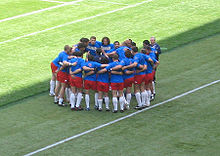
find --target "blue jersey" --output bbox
[133,53,151,75]
[150,43,161,54]
[97,67,109,83]
[101,44,114,53]
[116,46,131,61]
[52,51,68,68]
[107,48,118,63]
[119,58,135,80]
[83,61,101,81]
[149,52,157,60]
[146,54,157,74]
[69,57,85,78]
[106,61,124,83]
[87,41,102,56]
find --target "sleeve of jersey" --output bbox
[95,62,102,68]
[96,41,102,47]
[105,64,112,71]
[119,60,125,66]
[133,56,139,63]
[152,58,157,63]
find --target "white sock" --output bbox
[76,92,82,107]
[104,97,110,109]
[65,88,70,102]
[147,90,151,106]
[98,99,103,109]
[152,81,156,94]
[50,80,55,94]
[126,93,132,105]
[135,92,142,107]
[95,93,98,107]
[85,94,90,108]
[54,96,58,102]
[141,91,147,106]
[122,94,128,105]
[119,97,125,110]
[56,80,59,86]
[70,93,76,108]
[58,98,63,104]
[112,97,118,111]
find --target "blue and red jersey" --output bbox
[69,57,85,78]
[119,58,135,80]
[83,61,102,81]
[87,41,102,56]
[146,53,158,74]
[116,46,131,61]
[133,53,151,75]
[101,43,114,53]
[106,61,124,83]
[97,67,109,83]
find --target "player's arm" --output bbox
[106,51,116,57]
[122,62,137,70]
[101,49,109,58]
[135,65,147,74]
[153,61,159,70]
[100,64,108,68]
[97,68,107,74]
[111,71,123,75]
[111,65,123,71]
[124,70,135,75]
[85,71,95,76]
[83,66,95,71]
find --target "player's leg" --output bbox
[84,89,90,111]
[94,91,99,110]
[134,83,142,109]
[54,80,61,104]
[98,91,103,111]
[118,89,125,113]
[104,92,110,111]
[125,86,132,109]
[65,85,71,104]
[112,90,118,113]
[50,72,56,96]
[70,86,77,110]
[145,82,151,107]
[58,82,67,106]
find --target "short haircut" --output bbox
[80,38,89,43]
[64,45,70,51]
[141,48,147,54]
[131,41,136,46]
[96,48,102,55]
[143,40,150,45]
[100,56,109,64]
[145,45,151,51]
[90,36,96,40]
[112,54,119,60]
[131,46,138,53]
[125,49,132,58]
[87,54,94,61]
[77,43,86,49]
[75,51,83,57]
[102,37,110,45]
[114,41,120,45]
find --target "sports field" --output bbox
[0,0,220,155]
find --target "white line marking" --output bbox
[24,79,220,156]
[89,0,129,5]
[0,0,83,23]
[0,0,153,45]
[41,0,66,4]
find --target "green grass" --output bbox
[0,0,220,106]
[0,32,219,156]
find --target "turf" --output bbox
[0,33,219,156]
[0,0,220,106]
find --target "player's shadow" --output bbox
[0,18,220,108]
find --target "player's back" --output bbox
[69,57,85,77]
[97,67,109,83]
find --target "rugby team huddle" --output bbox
[50,36,161,113]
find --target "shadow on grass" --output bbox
[0,18,220,108]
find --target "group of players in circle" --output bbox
[50,36,161,113]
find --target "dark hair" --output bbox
[100,56,109,64]
[145,45,151,51]
[141,48,147,54]
[87,54,94,61]
[90,36,96,40]
[131,46,138,53]
[96,48,102,55]
[125,49,132,58]
[131,41,136,46]
[80,38,89,43]
[102,37,110,45]
[143,40,150,46]
[75,51,83,57]
[77,43,86,49]
[112,54,119,60]
[114,41,120,45]
[64,45,70,51]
